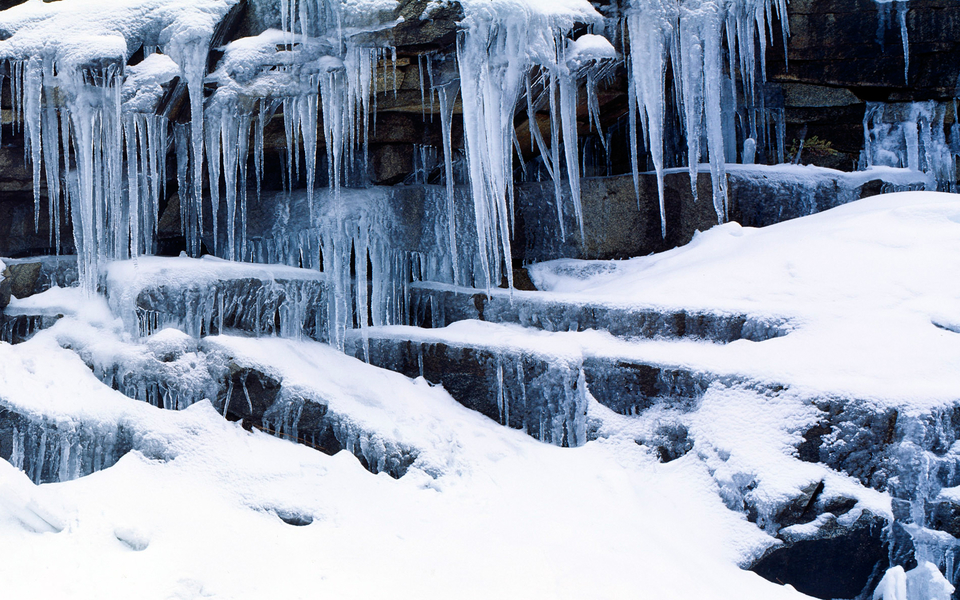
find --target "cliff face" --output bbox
[0,0,955,261]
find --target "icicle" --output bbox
[626,4,672,238]
[298,79,320,225]
[558,42,585,240]
[238,114,251,261]
[679,2,705,203]
[41,58,62,251]
[586,73,605,145]
[898,1,910,83]
[23,58,42,234]
[206,113,222,256]
[438,80,460,284]
[221,107,240,261]
[426,54,435,116]
[418,54,426,119]
[547,68,565,240]
[174,44,209,260]
[124,118,141,258]
[623,0,787,229]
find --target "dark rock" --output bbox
[3,261,40,299]
[0,313,62,344]
[370,144,415,185]
[797,421,830,463]
[0,189,75,258]
[928,496,960,538]
[388,0,462,51]
[350,335,587,447]
[651,423,694,463]
[219,367,282,422]
[773,480,826,529]
[274,510,314,527]
[583,360,707,416]
[768,0,960,100]
[751,511,888,600]
[515,172,718,263]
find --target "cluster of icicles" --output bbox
[623,0,789,236]
[8,0,791,339]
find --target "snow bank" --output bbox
[529,191,960,406]
[0,318,808,600]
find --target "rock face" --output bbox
[766,0,960,168]
[769,0,960,98]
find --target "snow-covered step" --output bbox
[56,324,434,478]
[346,321,741,446]
[1,286,87,344]
[349,324,589,447]
[0,404,131,485]
[0,255,78,301]
[407,281,791,343]
[104,256,330,340]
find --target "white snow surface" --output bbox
[106,255,325,291]
[566,33,618,67]
[122,52,181,113]
[0,0,239,66]
[0,319,807,600]
[529,191,960,408]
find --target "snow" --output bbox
[0,318,808,600]
[122,53,180,113]
[529,191,960,407]
[566,33,617,66]
[4,285,94,317]
[106,255,325,291]
[104,255,328,339]
[0,0,951,595]
[456,0,601,27]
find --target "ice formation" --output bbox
[874,562,954,600]
[624,0,788,231]
[454,0,609,288]
[0,0,623,335]
[862,101,959,190]
[0,0,804,339]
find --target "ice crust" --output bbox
[874,562,955,600]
